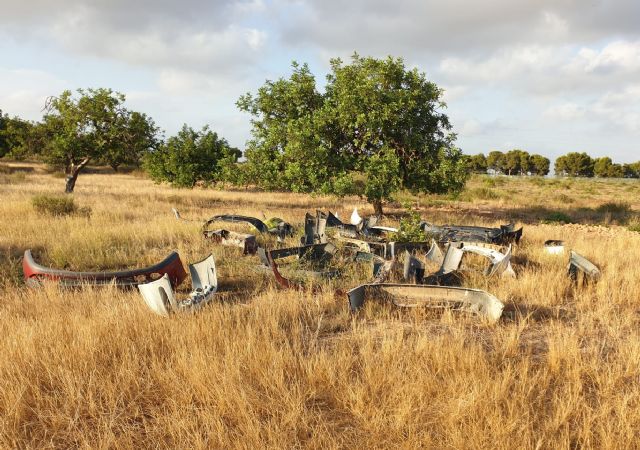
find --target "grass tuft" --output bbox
[31,194,92,217]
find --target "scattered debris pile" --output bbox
[21,206,602,321]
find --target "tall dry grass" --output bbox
[1,163,640,448]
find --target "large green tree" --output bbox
[144,124,241,188]
[555,152,594,177]
[238,55,467,215]
[41,88,160,192]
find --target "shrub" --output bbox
[542,211,573,224]
[32,195,91,217]
[596,202,631,215]
[597,202,632,225]
[390,207,425,242]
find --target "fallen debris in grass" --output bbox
[22,250,187,288]
[138,254,217,316]
[346,283,504,322]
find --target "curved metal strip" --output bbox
[23,250,187,288]
[347,283,504,322]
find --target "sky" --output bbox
[1,0,639,163]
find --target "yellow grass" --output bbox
[1,163,640,448]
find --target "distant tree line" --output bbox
[466,150,551,176]
[554,152,640,178]
[465,150,640,179]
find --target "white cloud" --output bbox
[0,69,68,119]
[544,103,585,120]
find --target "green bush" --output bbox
[482,177,497,187]
[31,195,91,217]
[390,207,425,242]
[542,211,573,224]
[596,202,631,215]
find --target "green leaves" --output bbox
[555,152,594,177]
[239,54,468,213]
[40,88,159,174]
[144,124,240,188]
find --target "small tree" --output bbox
[41,88,159,192]
[486,151,504,174]
[144,124,241,188]
[594,157,613,177]
[529,154,550,176]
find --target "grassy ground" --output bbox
[1,162,640,449]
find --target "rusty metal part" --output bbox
[346,283,504,322]
[568,251,600,282]
[22,250,187,288]
[138,254,218,316]
[203,229,258,255]
[259,245,338,290]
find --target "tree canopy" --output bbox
[555,152,595,177]
[479,150,550,176]
[238,55,467,215]
[40,88,160,192]
[144,124,241,188]
[467,153,487,173]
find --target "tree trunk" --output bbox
[372,200,384,217]
[64,157,90,193]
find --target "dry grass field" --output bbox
[2,162,640,449]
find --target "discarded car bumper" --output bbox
[347,283,504,322]
[22,250,187,288]
[138,254,218,316]
[568,250,600,282]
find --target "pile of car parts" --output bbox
[138,254,218,316]
[257,243,340,290]
[402,241,514,284]
[421,222,523,245]
[22,250,188,288]
[347,283,504,322]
